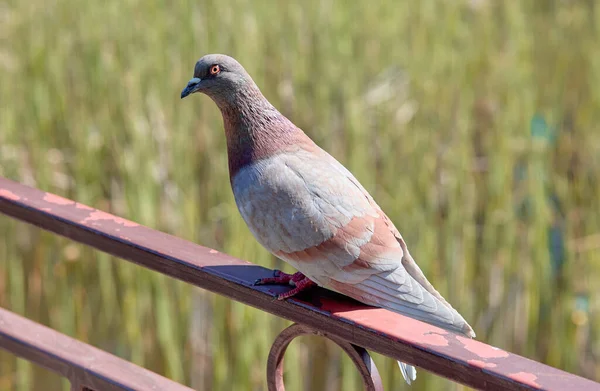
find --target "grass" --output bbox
[1,0,599,390]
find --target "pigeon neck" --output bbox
[217,85,306,179]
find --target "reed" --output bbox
[1,1,599,389]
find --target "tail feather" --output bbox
[398,361,417,385]
[357,273,476,337]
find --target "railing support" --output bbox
[268,323,383,391]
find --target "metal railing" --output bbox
[1,176,598,391]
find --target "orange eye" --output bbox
[210,65,220,75]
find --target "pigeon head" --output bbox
[180,54,254,105]
[181,54,307,177]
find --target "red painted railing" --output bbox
[0,176,599,391]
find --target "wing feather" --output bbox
[232,148,475,337]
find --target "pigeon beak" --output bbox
[181,77,202,99]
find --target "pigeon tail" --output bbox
[398,361,417,385]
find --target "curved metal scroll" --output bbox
[267,323,384,391]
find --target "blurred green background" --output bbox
[1,0,599,390]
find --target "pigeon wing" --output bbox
[232,148,474,336]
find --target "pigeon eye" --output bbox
[210,65,221,75]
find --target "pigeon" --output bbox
[181,54,475,384]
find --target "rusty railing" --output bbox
[1,177,599,391]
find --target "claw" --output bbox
[254,271,317,299]
[254,270,296,286]
[275,277,316,300]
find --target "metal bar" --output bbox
[1,177,598,390]
[0,308,194,391]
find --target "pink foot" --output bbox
[254,270,316,300]
[254,270,296,285]
[276,277,316,300]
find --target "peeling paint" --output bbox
[467,359,497,369]
[81,210,139,227]
[0,189,20,201]
[421,332,449,347]
[317,298,452,347]
[75,203,94,211]
[508,372,542,389]
[43,193,74,205]
[457,336,509,359]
